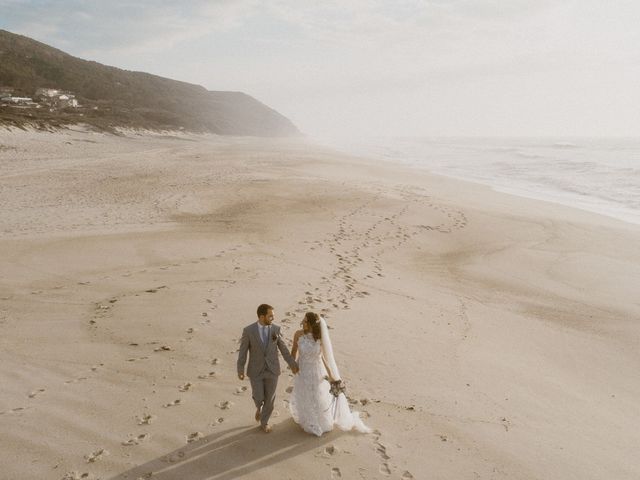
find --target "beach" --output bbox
[1,127,639,480]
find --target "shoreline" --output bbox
[311,135,640,229]
[1,128,639,480]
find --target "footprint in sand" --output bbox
[28,388,45,398]
[402,471,415,479]
[60,471,91,479]
[145,286,166,294]
[331,467,342,478]
[127,356,149,362]
[371,433,393,476]
[162,399,181,408]
[85,448,108,463]
[187,432,204,443]
[163,451,186,463]
[122,433,150,446]
[1,406,26,415]
[64,377,88,384]
[375,442,390,460]
[500,417,512,432]
[324,445,339,456]
[234,386,248,395]
[179,382,193,392]
[137,413,156,425]
[217,400,233,410]
[197,371,216,380]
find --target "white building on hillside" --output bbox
[58,94,79,108]
[36,88,61,97]
[6,97,33,104]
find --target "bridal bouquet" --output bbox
[329,379,346,398]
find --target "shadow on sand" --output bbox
[108,419,342,480]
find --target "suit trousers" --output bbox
[250,371,279,426]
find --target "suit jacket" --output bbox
[237,322,297,378]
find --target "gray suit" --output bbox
[237,322,297,426]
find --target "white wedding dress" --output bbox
[289,332,371,436]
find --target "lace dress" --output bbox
[289,333,371,436]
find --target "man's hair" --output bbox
[257,304,273,317]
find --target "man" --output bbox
[237,303,298,433]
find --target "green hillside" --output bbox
[0,29,300,136]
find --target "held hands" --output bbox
[291,364,299,374]
[238,373,245,380]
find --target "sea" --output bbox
[314,136,640,226]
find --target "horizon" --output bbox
[1,1,640,138]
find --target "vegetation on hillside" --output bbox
[0,29,299,136]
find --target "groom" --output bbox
[237,303,298,433]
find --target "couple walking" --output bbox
[237,304,371,436]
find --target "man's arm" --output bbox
[237,327,249,380]
[277,332,298,374]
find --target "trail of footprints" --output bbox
[295,188,436,480]
[316,430,413,479]
[54,190,459,477]
[40,245,246,478]
[293,185,468,326]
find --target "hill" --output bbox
[0,29,300,136]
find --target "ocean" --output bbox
[316,136,640,226]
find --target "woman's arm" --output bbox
[291,330,303,360]
[321,355,335,382]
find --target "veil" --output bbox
[319,315,341,381]
[319,316,372,433]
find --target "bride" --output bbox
[289,311,372,436]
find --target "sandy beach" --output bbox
[1,127,639,480]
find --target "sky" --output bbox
[1,0,640,138]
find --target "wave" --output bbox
[552,142,581,149]
[316,136,640,226]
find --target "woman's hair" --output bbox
[305,312,321,341]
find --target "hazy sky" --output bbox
[2,0,639,137]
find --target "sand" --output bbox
[1,126,639,480]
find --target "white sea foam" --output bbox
[315,136,640,225]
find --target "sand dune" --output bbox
[1,127,639,479]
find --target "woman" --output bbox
[289,312,371,436]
